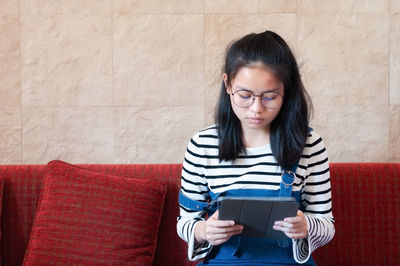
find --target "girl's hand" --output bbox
[194,210,243,246]
[273,210,308,239]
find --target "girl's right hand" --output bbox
[194,210,244,246]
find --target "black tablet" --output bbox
[217,196,299,239]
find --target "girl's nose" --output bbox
[250,96,264,113]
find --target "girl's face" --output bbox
[224,65,284,138]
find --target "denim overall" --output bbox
[179,164,316,266]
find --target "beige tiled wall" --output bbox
[0,0,399,164]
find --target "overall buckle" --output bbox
[281,170,295,188]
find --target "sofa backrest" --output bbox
[312,163,400,265]
[0,164,195,266]
[1,163,399,265]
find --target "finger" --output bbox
[275,229,308,240]
[273,223,305,234]
[273,224,290,233]
[207,229,244,245]
[283,231,308,239]
[208,229,243,240]
[274,221,302,230]
[283,210,305,222]
[208,219,236,228]
[209,210,219,220]
[283,216,302,223]
[206,224,243,234]
[210,238,232,246]
[209,211,239,227]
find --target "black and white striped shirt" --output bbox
[177,125,335,263]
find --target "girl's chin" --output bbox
[243,121,270,130]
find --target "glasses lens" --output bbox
[233,90,253,108]
[233,90,283,109]
[261,92,282,109]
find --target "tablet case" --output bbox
[218,196,299,239]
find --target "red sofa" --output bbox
[0,162,399,265]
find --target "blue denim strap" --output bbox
[178,190,220,212]
[279,127,312,197]
[278,162,299,247]
[178,190,208,211]
[279,163,297,198]
[279,127,311,197]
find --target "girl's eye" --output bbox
[262,93,278,101]
[237,91,252,99]
[262,96,274,101]
[239,94,251,99]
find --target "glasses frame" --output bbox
[231,89,284,109]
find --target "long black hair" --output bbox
[215,30,312,169]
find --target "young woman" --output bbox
[177,30,335,265]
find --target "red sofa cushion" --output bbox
[23,160,167,265]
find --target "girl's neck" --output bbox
[242,128,270,148]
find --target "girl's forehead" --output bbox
[233,66,282,83]
[232,63,280,79]
[230,66,284,93]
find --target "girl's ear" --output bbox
[223,73,231,94]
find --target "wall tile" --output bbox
[298,13,389,105]
[0,128,21,164]
[298,0,389,13]
[0,108,21,164]
[0,0,19,14]
[21,15,112,107]
[113,14,204,107]
[391,0,400,12]
[312,104,389,162]
[22,107,113,164]
[113,0,203,14]
[389,105,400,162]
[205,105,215,126]
[205,14,297,110]
[21,0,111,15]
[113,107,205,163]
[0,1,396,164]
[0,107,20,128]
[205,0,296,13]
[391,13,400,104]
[0,15,20,107]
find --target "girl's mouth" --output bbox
[248,117,264,124]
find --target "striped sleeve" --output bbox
[176,129,215,261]
[292,131,335,263]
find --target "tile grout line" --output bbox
[388,2,391,162]
[19,0,23,164]
[203,2,206,127]
[111,0,115,163]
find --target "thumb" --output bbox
[209,210,219,220]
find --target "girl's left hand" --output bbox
[273,210,308,239]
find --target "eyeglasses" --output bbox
[231,89,283,109]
